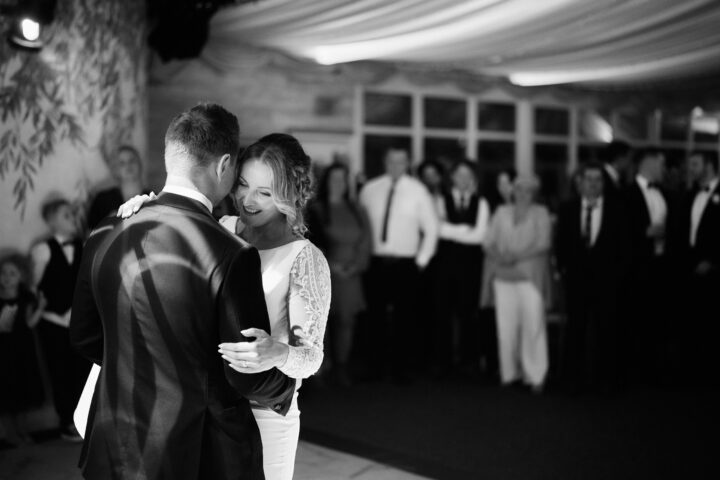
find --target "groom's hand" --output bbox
[219,328,289,374]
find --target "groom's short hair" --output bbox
[164,103,240,165]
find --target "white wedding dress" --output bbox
[75,235,331,480]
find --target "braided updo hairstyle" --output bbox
[237,133,314,236]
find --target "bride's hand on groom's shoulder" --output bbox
[218,328,290,374]
[116,192,156,219]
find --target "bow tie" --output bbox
[61,240,74,247]
[646,182,658,190]
[699,185,712,193]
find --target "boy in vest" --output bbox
[31,198,89,441]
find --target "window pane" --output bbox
[615,112,649,140]
[477,140,515,195]
[578,109,613,142]
[691,115,720,143]
[424,97,466,129]
[363,135,412,180]
[423,137,466,170]
[534,142,569,210]
[478,102,515,132]
[660,112,688,142]
[364,92,412,126]
[534,107,569,135]
[477,140,515,167]
[577,144,605,164]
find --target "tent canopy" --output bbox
[206,0,720,87]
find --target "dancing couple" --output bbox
[70,103,331,480]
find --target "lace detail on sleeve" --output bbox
[279,242,331,379]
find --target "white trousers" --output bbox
[252,394,300,480]
[493,280,548,387]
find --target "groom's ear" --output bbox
[215,153,233,181]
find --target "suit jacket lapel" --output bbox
[696,183,720,240]
[631,183,651,228]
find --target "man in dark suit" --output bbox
[557,161,628,393]
[70,104,296,480]
[624,147,670,384]
[434,160,490,377]
[601,140,632,199]
[674,151,720,383]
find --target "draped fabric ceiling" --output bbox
[206,0,720,87]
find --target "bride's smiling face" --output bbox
[234,159,283,228]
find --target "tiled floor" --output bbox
[0,439,431,480]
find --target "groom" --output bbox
[70,103,296,479]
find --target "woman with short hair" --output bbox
[484,174,552,392]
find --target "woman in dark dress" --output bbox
[87,145,149,229]
[0,255,46,445]
[308,162,371,386]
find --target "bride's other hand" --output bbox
[116,192,156,218]
[219,328,289,374]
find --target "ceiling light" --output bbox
[6,0,57,51]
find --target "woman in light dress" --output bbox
[77,133,331,480]
[483,173,552,392]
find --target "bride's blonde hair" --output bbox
[236,133,313,236]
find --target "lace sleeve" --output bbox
[279,242,331,379]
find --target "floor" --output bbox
[0,438,431,480]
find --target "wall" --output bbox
[0,0,148,253]
[147,49,357,190]
[147,45,720,207]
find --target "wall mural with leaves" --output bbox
[0,0,147,224]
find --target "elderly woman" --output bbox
[484,173,552,392]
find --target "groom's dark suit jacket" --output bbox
[70,192,296,480]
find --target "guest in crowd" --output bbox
[556,162,628,393]
[0,255,46,446]
[87,145,149,229]
[675,150,720,384]
[433,160,490,376]
[479,167,517,380]
[30,199,90,441]
[486,167,516,212]
[308,162,371,386]
[414,159,445,369]
[624,147,670,384]
[417,160,445,213]
[484,174,552,392]
[359,147,438,382]
[602,140,633,198]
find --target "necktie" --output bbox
[582,202,595,247]
[381,181,396,242]
[61,240,74,247]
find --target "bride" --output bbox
[75,133,331,480]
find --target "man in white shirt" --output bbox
[359,147,438,382]
[434,160,490,377]
[624,147,670,385]
[677,151,720,384]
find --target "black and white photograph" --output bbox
[0,1,718,479]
